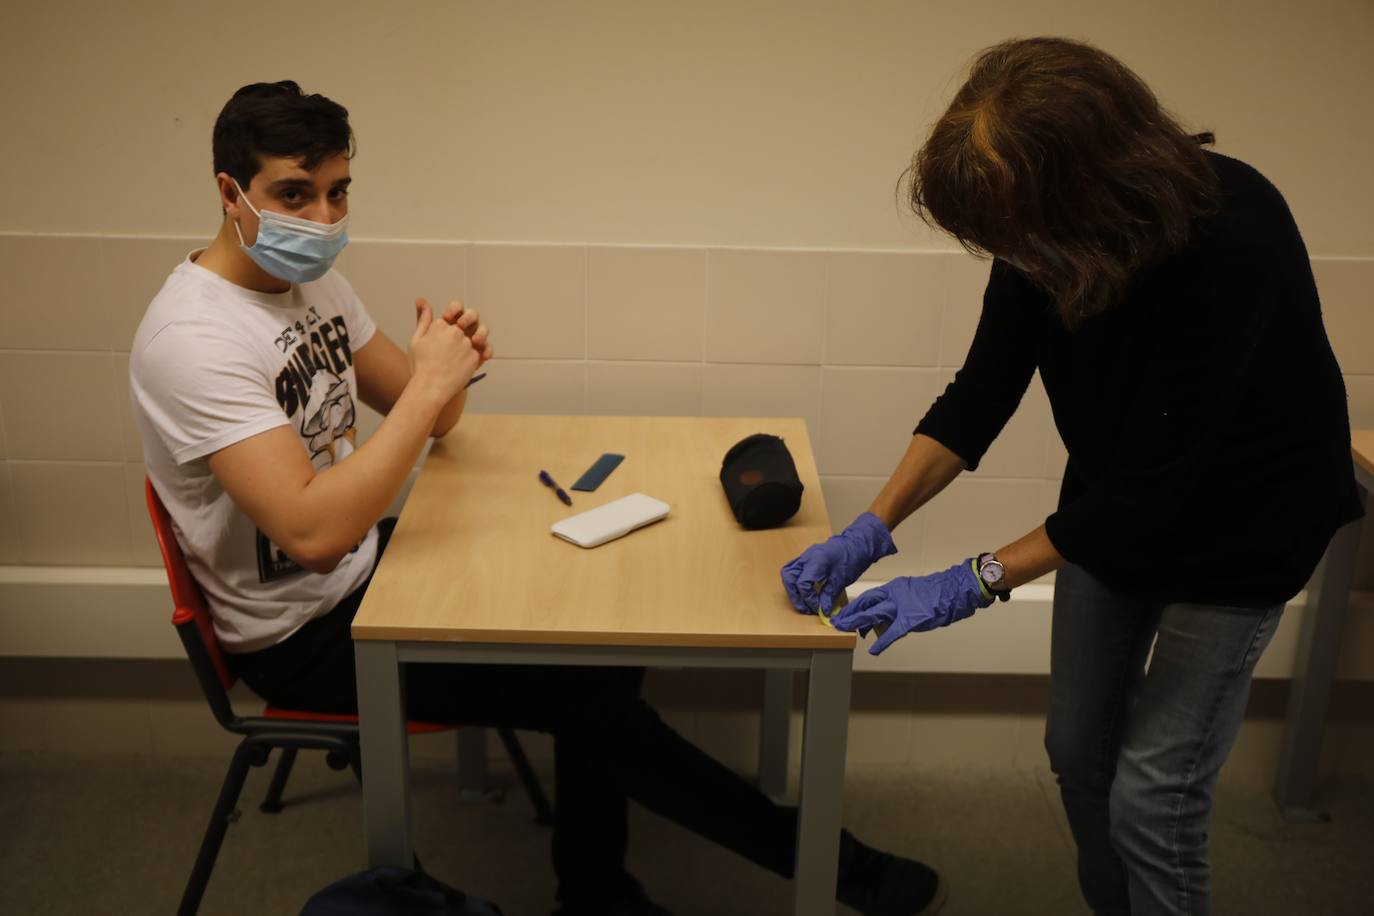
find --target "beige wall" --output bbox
[1,4,1372,591]
[3,236,1371,578]
[0,1,1372,252]
[2,0,1374,790]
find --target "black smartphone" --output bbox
[571,453,625,492]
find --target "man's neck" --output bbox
[195,217,292,294]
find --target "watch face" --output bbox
[980,558,1005,586]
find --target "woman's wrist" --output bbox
[969,557,994,600]
[990,525,1067,591]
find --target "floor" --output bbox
[1,751,1370,915]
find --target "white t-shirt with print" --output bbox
[131,253,380,652]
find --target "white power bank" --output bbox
[550,492,671,548]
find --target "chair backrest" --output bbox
[144,477,240,723]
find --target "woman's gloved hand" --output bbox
[780,512,897,615]
[829,559,993,655]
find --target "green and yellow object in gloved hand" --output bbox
[828,559,993,655]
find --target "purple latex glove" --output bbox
[780,512,897,615]
[829,559,993,655]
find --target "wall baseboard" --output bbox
[845,581,1374,680]
[0,568,180,659]
[2,567,1373,679]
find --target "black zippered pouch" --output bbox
[719,433,804,530]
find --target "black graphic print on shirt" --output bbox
[255,524,363,584]
[256,530,303,583]
[256,307,360,584]
[301,368,357,467]
[273,308,355,422]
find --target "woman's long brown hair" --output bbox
[908,37,1218,327]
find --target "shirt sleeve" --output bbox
[913,259,1042,470]
[131,323,289,465]
[324,270,378,352]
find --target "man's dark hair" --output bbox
[212,80,354,190]
[906,37,1218,328]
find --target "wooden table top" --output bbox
[1353,429,1374,480]
[352,415,856,650]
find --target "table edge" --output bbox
[351,624,857,650]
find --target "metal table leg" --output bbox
[458,727,504,803]
[355,640,416,867]
[1273,498,1366,820]
[759,670,793,800]
[793,650,852,916]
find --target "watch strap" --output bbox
[976,552,1013,602]
[969,557,993,601]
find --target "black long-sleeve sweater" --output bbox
[915,151,1364,608]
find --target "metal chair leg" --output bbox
[259,747,298,813]
[345,746,363,784]
[497,727,554,826]
[457,727,503,803]
[178,741,257,916]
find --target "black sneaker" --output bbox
[836,831,947,916]
[553,875,674,916]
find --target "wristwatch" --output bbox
[977,553,1012,602]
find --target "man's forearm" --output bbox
[432,387,468,437]
[294,383,447,569]
[867,433,967,531]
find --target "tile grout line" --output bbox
[461,241,470,314]
[4,458,133,467]
[701,248,711,378]
[0,349,136,357]
[580,245,589,414]
[0,459,15,561]
[694,249,706,417]
[935,253,952,370]
[816,253,831,459]
[6,231,1372,262]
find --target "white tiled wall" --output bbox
[9,461,131,566]
[0,461,20,565]
[587,246,706,362]
[1,233,1372,588]
[468,244,586,359]
[0,234,202,569]
[0,351,125,461]
[823,251,943,367]
[705,249,827,365]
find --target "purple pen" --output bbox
[538,469,573,506]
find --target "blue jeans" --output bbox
[1044,565,1283,916]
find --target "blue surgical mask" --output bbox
[232,179,349,284]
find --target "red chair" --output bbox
[145,478,552,916]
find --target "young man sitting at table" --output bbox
[129,80,947,916]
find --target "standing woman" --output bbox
[782,37,1363,916]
